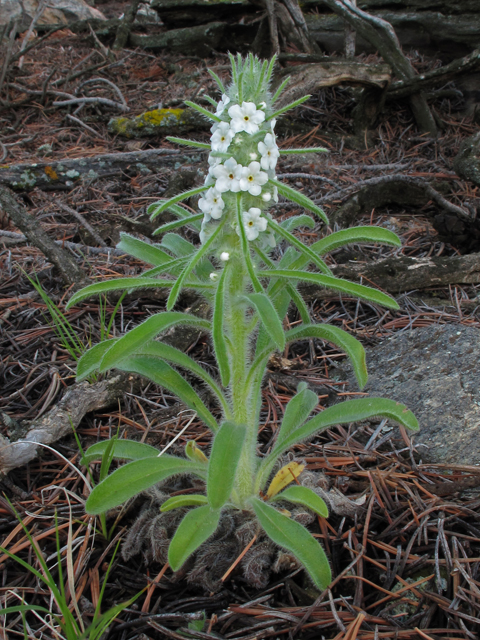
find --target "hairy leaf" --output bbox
[270,179,328,224]
[77,339,118,381]
[168,505,221,571]
[213,266,230,386]
[116,356,219,432]
[160,494,208,512]
[116,233,172,266]
[85,456,206,514]
[98,312,210,373]
[207,422,246,508]
[277,382,318,444]
[66,278,176,309]
[286,324,368,389]
[261,270,399,310]
[268,219,331,275]
[251,498,331,589]
[149,185,209,221]
[82,439,159,465]
[271,486,328,517]
[244,293,285,351]
[312,226,401,256]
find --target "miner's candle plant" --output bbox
[67,54,418,590]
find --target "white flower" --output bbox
[210,272,219,281]
[228,102,265,134]
[213,157,242,193]
[249,152,258,160]
[220,251,230,261]
[270,118,276,132]
[258,133,280,170]
[211,121,234,153]
[216,94,230,116]
[273,186,278,202]
[239,161,268,196]
[198,187,225,219]
[242,207,268,241]
[261,191,271,202]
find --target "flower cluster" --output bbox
[198,95,280,245]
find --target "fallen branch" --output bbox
[388,48,480,99]
[326,252,480,293]
[0,373,141,476]
[0,187,89,287]
[316,1,437,135]
[273,60,391,106]
[0,148,199,191]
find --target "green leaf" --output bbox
[271,398,418,472]
[185,440,208,463]
[279,147,329,155]
[244,293,285,351]
[251,498,331,589]
[212,266,230,386]
[168,505,221,571]
[271,486,329,518]
[160,494,208,512]
[184,100,221,122]
[66,278,178,309]
[254,246,310,325]
[161,233,195,257]
[207,421,246,509]
[277,382,318,444]
[142,255,191,279]
[82,439,159,465]
[153,213,204,236]
[116,233,172,266]
[0,605,52,616]
[85,455,206,514]
[135,341,231,416]
[116,357,219,432]
[261,270,400,310]
[268,94,311,120]
[166,136,211,149]
[271,76,290,104]
[77,338,118,380]
[207,68,225,93]
[149,185,209,221]
[312,226,401,256]
[280,214,315,233]
[236,193,263,293]
[270,179,329,224]
[98,312,210,373]
[268,219,331,275]
[286,324,368,389]
[167,217,226,309]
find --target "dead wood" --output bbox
[453,130,480,189]
[0,372,141,476]
[318,0,437,137]
[273,60,391,107]
[129,21,226,56]
[0,148,201,191]
[328,175,473,227]
[388,48,480,100]
[113,0,141,51]
[325,252,480,294]
[0,187,89,287]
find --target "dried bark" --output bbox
[129,21,226,56]
[388,48,480,100]
[318,0,437,136]
[453,131,480,189]
[0,372,140,476]
[113,0,141,51]
[273,60,391,106]
[325,253,480,294]
[0,148,202,191]
[0,186,88,287]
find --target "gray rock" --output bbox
[0,0,105,30]
[339,324,480,466]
